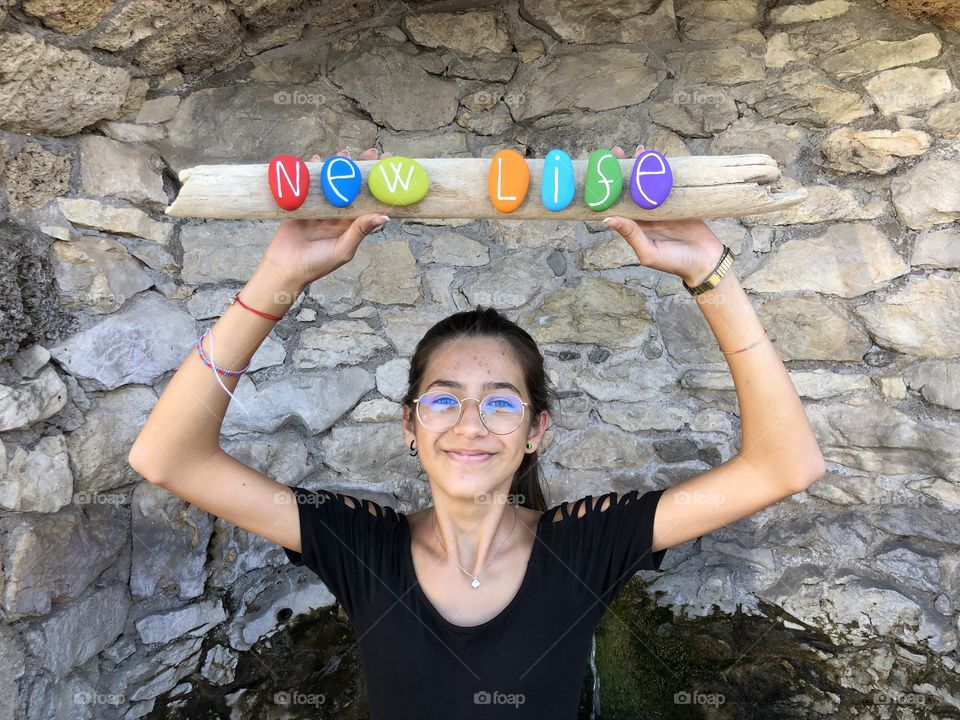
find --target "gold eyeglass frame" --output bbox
[412,391,529,435]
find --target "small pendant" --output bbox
[471,577,480,589]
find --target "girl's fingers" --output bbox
[339,213,390,252]
[605,217,651,261]
[635,144,646,156]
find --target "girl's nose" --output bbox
[454,398,487,433]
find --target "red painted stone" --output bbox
[268,154,310,211]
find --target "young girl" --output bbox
[129,146,825,719]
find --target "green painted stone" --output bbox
[583,149,624,212]
[368,156,430,206]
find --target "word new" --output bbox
[267,150,673,212]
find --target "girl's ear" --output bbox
[528,410,550,445]
[401,404,414,433]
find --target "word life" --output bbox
[266,150,673,213]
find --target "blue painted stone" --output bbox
[629,150,673,209]
[541,148,575,211]
[319,155,362,208]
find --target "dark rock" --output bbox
[0,222,76,362]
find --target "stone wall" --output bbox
[1,0,959,718]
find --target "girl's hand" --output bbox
[604,145,726,287]
[261,147,392,289]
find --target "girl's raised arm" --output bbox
[128,149,390,553]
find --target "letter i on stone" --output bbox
[487,149,530,213]
[268,154,310,211]
[541,149,575,211]
[629,149,673,210]
[584,149,624,212]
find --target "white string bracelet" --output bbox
[190,327,253,417]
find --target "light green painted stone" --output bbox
[584,149,624,212]
[368,156,430,206]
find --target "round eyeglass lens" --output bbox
[479,393,525,433]
[418,391,525,434]
[417,391,460,431]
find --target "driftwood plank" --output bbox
[166,154,807,221]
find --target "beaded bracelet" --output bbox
[194,327,252,417]
[196,336,250,376]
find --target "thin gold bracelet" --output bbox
[720,327,770,355]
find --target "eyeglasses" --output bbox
[412,391,529,435]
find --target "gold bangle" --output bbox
[720,327,770,355]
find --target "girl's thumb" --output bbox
[340,213,389,250]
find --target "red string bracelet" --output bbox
[227,293,284,321]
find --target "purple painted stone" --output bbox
[629,150,673,209]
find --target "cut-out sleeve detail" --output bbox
[338,491,400,521]
[282,487,397,621]
[545,488,668,606]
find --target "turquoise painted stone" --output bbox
[541,149,575,211]
[320,155,362,208]
[368,156,429,206]
[583,149,623,212]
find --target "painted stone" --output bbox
[487,149,530,213]
[629,150,673,209]
[320,155,362,208]
[541,149,575,211]
[584,149,624,212]
[268,154,310,211]
[368,156,430,206]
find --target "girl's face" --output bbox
[401,336,550,501]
